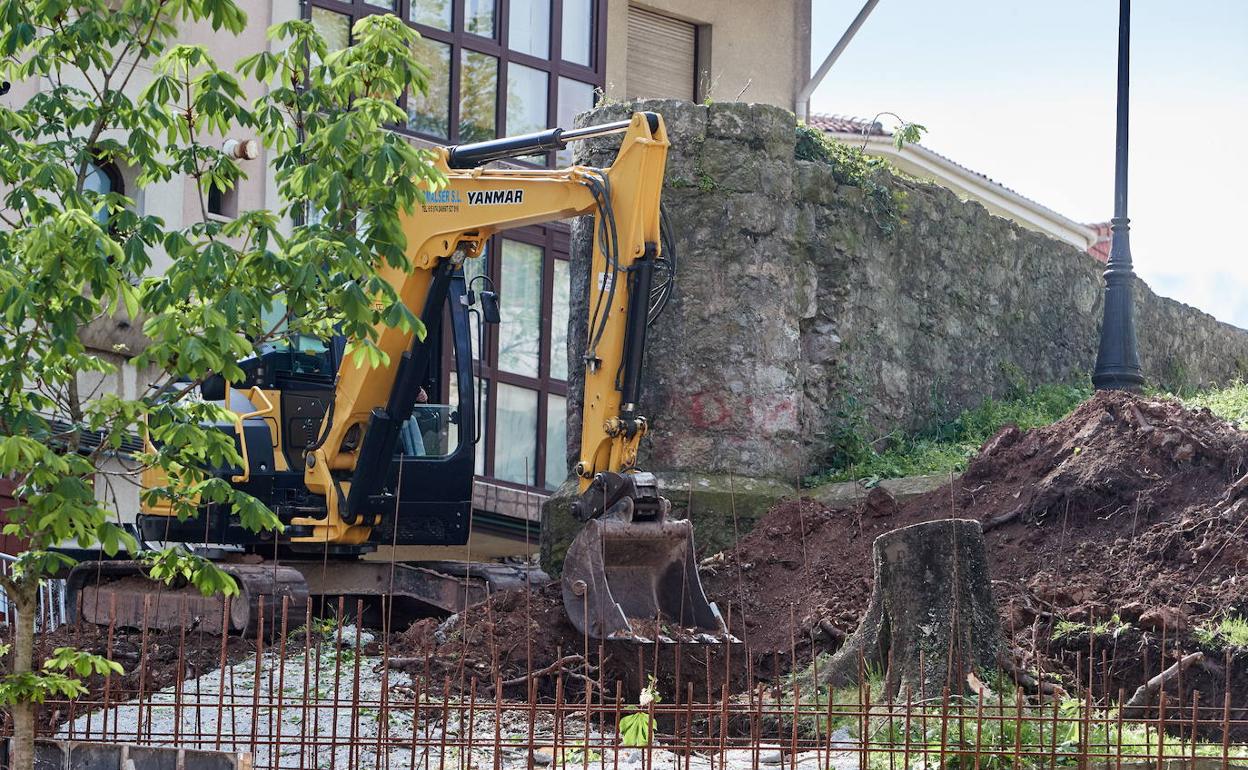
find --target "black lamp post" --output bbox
[1092,0,1145,391]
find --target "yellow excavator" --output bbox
[66,111,727,643]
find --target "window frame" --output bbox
[304,0,606,164]
[457,226,569,490]
[304,0,599,493]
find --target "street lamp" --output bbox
[1092,0,1145,391]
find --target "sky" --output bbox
[809,1,1248,330]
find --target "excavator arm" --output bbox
[300,110,726,641]
[299,112,665,542]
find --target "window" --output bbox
[305,0,603,165]
[408,37,452,138]
[465,0,495,37]
[494,383,538,484]
[508,0,550,58]
[311,6,351,53]
[555,76,594,164]
[459,50,498,142]
[497,239,542,376]
[506,63,548,137]
[410,0,450,28]
[207,183,238,219]
[544,393,567,489]
[548,258,570,380]
[453,229,571,491]
[626,6,696,101]
[303,0,603,496]
[83,160,123,225]
[561,0,592,66]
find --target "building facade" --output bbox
[809,114,1103,255]
[1,0,812,558]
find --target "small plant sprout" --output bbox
[619,676,661,748]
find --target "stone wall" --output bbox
[565,99,1248,483]
[542,99,1248,573]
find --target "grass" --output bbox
[776,676,1248,770]
[1175,380,1248,424]
[807,379,1248,488]
[807,383,1091,486]
[1194,615,1248,649]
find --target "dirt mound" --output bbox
[389,580,741,701]
[702,389,1248,701]
[398,391,1248,703]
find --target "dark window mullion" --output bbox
[551,0,563,65]
[482,233,502,477]
[592,0,605,76]
[449,0,463,143]
[496,0,509,137]
[501,225,545,247]
[534,373,549,488]
[483,376,497,477]
[552,61,598,82]
[410,24,455,44]
[505,49,557,71]
[460,36,504,56]
[493,371,546,391]
[497,56,508,138]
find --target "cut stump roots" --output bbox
[813,518,1005,699]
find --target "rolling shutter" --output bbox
[626,6,696,101]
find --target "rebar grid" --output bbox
[41,686,1248,770]
[21,587,1248,770]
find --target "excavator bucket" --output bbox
[561,473,729,642]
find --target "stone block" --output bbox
[808,474,957,509]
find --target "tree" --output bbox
[0,2,443,766]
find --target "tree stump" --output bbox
[818,518,1005,699]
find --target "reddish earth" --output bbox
[699,390,1248,709]
[421,391,1248,708]
[7,391,1244,721]
[0,621,255,733]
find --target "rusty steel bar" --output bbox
[302,600,314,770]
[99,592,116,741]
[349,601,364,770]
[251,595,264,757]
[329,595,345,770]
[26,662,1248,770]
[275,596,289,770]
[1156,691,1166,770]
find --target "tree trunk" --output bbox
[816,519,1005,700]
[9,579,38,770]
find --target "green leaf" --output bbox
[618,711,655,748]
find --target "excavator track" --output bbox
[66,561,309,638]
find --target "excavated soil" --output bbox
[421,391,1248,710]
[389,581,740,701]
[699,390,1248,714]
[15,391,1240,719]
[0,621,254,732]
